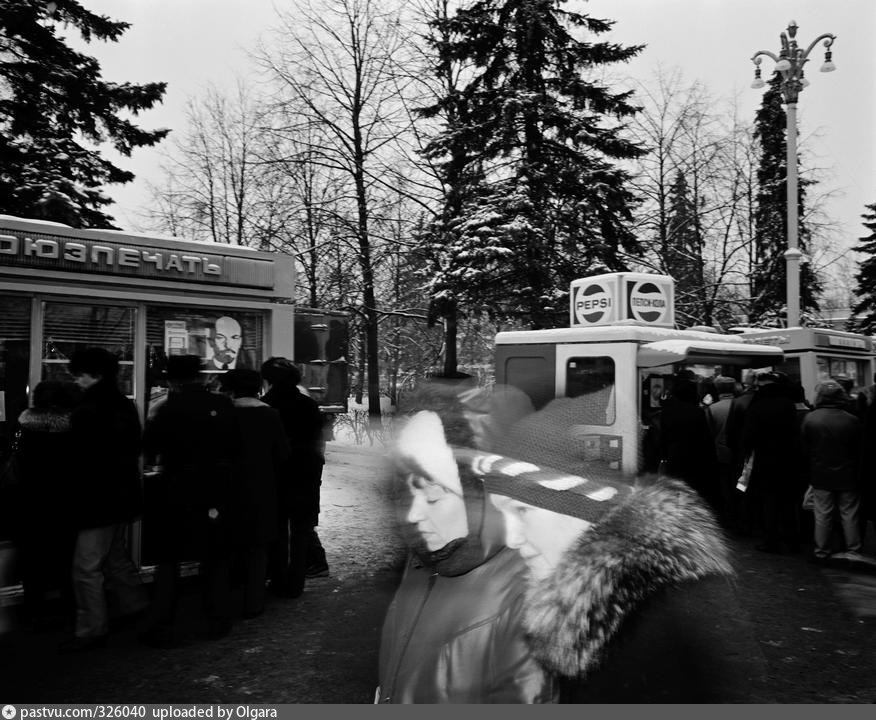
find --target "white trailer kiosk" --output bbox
[494,273,785,476]
[737,327,875,404]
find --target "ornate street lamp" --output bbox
[750,20,836,328]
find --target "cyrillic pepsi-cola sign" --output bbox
[570,273,674,327]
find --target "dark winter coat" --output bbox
[262,384,325,525]
[860,400,876,522]
[228,398,290,545]
[377,474,554,704]
[801,405,861,492]
[725,389,755,471]
[742,383,798,492]
[142,385,238,561]
[658,397,718,502]
[16,407,76,517]
[13,408,78,599]
[69,380,142,529]
[521,479,756,703]
[12,408,76,540]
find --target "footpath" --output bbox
[0,441,874,704]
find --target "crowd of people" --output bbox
[376,371,876,703]
[377,379,753,703]
[4,354,874,701]
[6,348,328,652]
[651,369,875,561]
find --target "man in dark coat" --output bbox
[62,348,147,652]
[482,454,755,702]
[15,381,80,629]
[261,357,328,597]
[802,380,863,561]
[658,378,719,508]
[140,354,239,646]
[742,371,800,553]
[219,369,290,618]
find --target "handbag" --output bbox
[802,485,815,512]
[736,452,755,493]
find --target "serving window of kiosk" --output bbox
[41,301,136,397]
[144,305,266,417]
[816,356,870,391]
[565,356,616,425]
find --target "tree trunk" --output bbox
[442,303,459,376]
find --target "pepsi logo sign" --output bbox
[628,281,668,323]
[574,282,612,324]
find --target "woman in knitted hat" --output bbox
[476,452,754,702]
[376,409,554,703]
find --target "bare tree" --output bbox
[144,80,276,247]
[258,0,412,415]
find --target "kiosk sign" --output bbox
[570,272,675,328]
[627,279,671,325]
[572,280,615,325]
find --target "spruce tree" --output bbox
[0,0,168,228]
[849,203,876,333]
[750,74,820,324]
[664,170,706,325]
[424,0,645,330]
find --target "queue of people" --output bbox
[6,349,328,652]
[653,369,874,561]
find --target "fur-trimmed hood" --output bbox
[521,478,732,679]
[18,407,72,433]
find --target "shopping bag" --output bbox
[736,452,754,493]
[802,485,815,512]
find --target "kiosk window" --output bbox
[565,356,615,425]
[0,295,31,449]
[42,302,135,396]
[504,356,554,410]
[817,356,869,392]
[144,306,265,414]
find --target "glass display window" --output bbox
[145,305,265,413]
[0,295,31,452]
[41,301,136,397]
[816,356,870,394]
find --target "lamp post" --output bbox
[750,20,836,328]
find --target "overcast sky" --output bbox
[79,0,876,259]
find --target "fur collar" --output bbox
[18,408,72,433]
[232,397,269,409]
[521,478,732,679]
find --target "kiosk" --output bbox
[0,215,296,599]
[737,327,875,403]
[494,273,786,476]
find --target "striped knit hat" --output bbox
[454,447,634,523]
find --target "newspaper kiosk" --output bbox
[0,215,296,601]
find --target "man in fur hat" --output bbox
[479,455,755,702]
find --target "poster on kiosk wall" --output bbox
[570,273,675,328]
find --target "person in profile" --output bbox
[377,410,554,703]
[207,316,244,371]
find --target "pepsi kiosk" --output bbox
[494,273,785,476]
